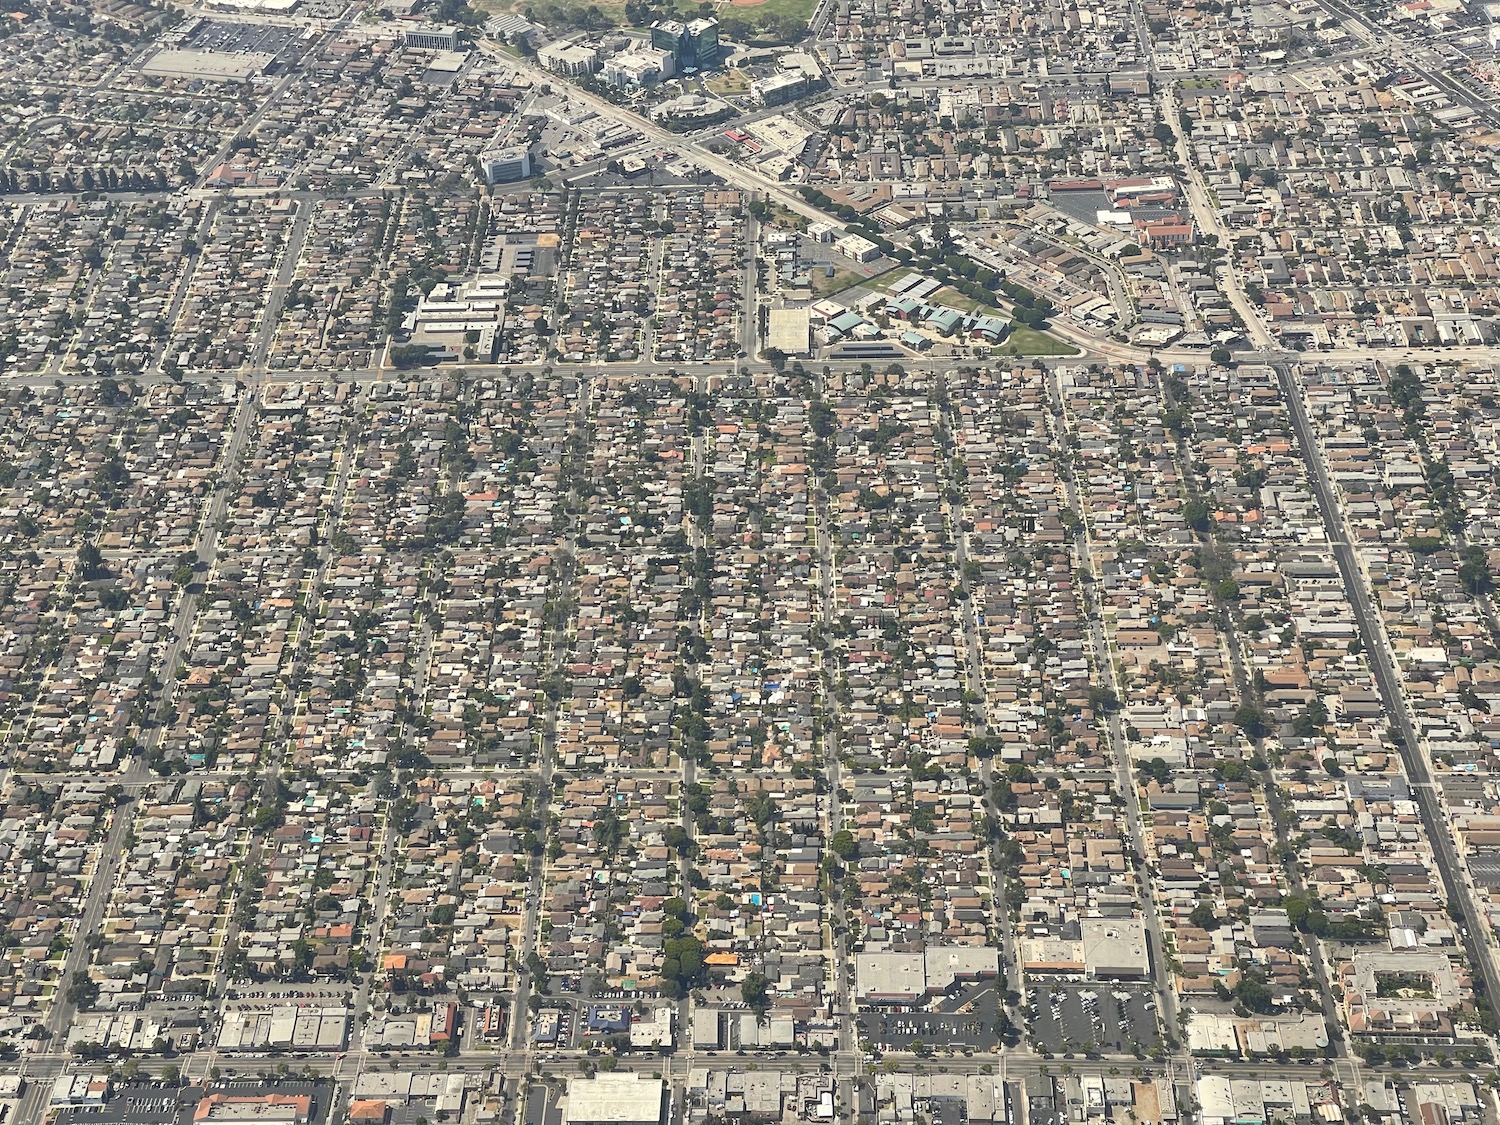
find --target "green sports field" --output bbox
[995,326,1080,357]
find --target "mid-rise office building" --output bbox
[650,16,717,69]
[481,146,532,183]
[602,45,674,86]
[402,23,461,49]
[536,41,600,76]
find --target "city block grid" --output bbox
[5,0,1500,1118]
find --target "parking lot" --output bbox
[181,19,301,56]
[1026,1083,1064,1125]
[1024,983,1161,1055]
[56,1081,334,1125]
[524,1082,563,1125]
[859,985,1001,1054]
[224,987,352,1003]
[58,1090,192,1125]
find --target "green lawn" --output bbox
[932,286,1077,355]
[811,267,864,296]
[761,203,808,231]
[807,262,903,300]
[935,285,1003,316]
[706,67,751,95]
[475,0,816,31]
[995,325,1080,357]
[474,0,697,25]
[717,0,817,22]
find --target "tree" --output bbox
[390,343,434,369]
[1182,499,1211,533]
[1459,545,1493,594]
[744,793,777,829]
[662,823,694,856]
[1138,757,1172,785]
[77,542,107,581]
[1190,900,1219,930]
[96,376,124,405]
[67,976,100,1009]
[1086,684,1120,714]
[1233,975,1274,1014]
[830,829,857,861]
[809,401,836,438]
[1284,894,1308,930]
[1233,704,1269,740]
[1293,698,1329,738]
[741,971,771,1017]
[171,551,198,587]
[660,935,706,993]
[593,809,625,854]
[1210,347,1232,365]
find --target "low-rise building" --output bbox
[855,946,999,1003]
[834,233,882,263]
[195,1095,312,1125]
[564,1073,665,1125]
[1081,918,1151,979]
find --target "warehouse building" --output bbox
[855,946,999,1004]
[139,48,274,80]
[1080,918,1152,979]
[564,1073,665,1125]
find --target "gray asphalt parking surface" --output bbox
[1024,983,1161,1055]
